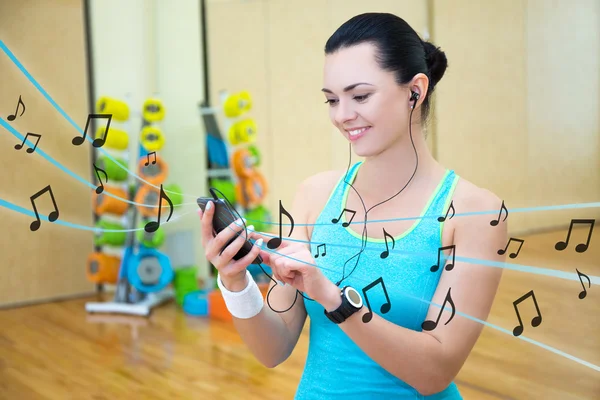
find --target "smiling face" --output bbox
[322,42,412,157]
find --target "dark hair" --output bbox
[324,13,448,126]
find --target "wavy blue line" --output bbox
[0,118,163,208]
[256,242,600,373]
[243,201,600,227]
[0,197,195,232]
[0,40,191,200]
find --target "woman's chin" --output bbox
[351,143,377,158]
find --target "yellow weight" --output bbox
[223,91,252,118]
[96,96,130,121]
[143,98,166,122]
[228,118,257,145]
[140,125,165,151]
[96,126,129,151]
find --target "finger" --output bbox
[199,201,216,248]
[218,224,254,263]
[227,237,262,275]
[210,217,245,257]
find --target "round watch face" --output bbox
[344,287,363,308]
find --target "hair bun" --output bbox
[422,41,448,89]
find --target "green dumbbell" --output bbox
[244,204,271,233]
[137,222,165,248]
[209,178,236,205]
[95,219,127,246]
[247,144,261,167]
[96,155,128,182]
[164,183,184,208]
[174,267,199,306]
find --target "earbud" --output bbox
[410,91,420,109]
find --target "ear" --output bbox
[409,73,430,108]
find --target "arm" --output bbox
[227,179,311,368]
[320,189,507,395]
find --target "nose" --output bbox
[333,100,357,126]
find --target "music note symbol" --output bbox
[15,132,42,154]
[498,237,525,259]
[314,243,327,258]
[490,200,508,226]
[422,287,456,331]
[145,152,157,166]
[267,200,295,249]
[332,208,356,228]
[438,201,455,222]
[144,184,174,233]
[361,277,392,323]
[430,245,456,272]
[512,290,542,337]
[576,269,591,300]
[93,163,108,194]
[7,95,25,121]
[380,228,395,259]
[29,185,60,231]
[555,219,595,253]
[72,113,112,147]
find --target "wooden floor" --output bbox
[0,228,598,399]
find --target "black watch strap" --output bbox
[324,286,363,324]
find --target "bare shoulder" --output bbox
[453,177,503,215]
[451,177,505,235]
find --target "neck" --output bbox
[352,126,440,202]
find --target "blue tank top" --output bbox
[295,161,463,400]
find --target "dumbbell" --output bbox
[228,118,257,146]
[96,155,128,182]
[87,252,120,284]
[164,183,184,208]
[94,185,129,216]
[143,98,166,122]
[138,153,168,185]
[95,126,129,151]
[95,219,127,246]
[208,179,236,205]
[137,221,165,248]
[244,204,272,233]
[235,170,268,209]
[96,96,130,121]
[140,125,165,152]
[223,91,252,118]
[127,248,173,293]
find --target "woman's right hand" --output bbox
[198,200,265,292]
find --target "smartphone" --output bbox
[197,197,263,264]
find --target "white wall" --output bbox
[89,0,208,279]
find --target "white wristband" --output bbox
[217,270,264,319]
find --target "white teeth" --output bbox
[349,127,369,136]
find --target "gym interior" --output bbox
[0,1,598,399]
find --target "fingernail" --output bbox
[256,238,263,247]
[247,225,255,232]
[276,280,285,286]
[206,201,212,210]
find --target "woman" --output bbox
[198,12,507,399]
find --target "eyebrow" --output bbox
[321,83,374,94]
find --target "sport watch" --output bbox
[324,286,363,324]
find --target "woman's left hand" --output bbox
[269,242,338,307]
